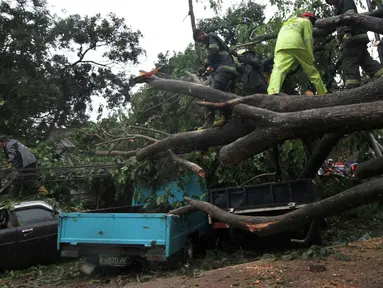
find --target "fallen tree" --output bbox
[355,156,383,179]
[219,101,383,166]
[135,77,383,161]
[315,13,383,35]
[93,130,206,178]
[184,177,383,236]
[146,76,383,112]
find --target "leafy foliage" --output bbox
[0,0,144,141]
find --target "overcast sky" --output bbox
[47,0,277,120]
[46,0,378,121]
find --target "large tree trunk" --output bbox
[219,101,383,166]
[316,13,383,35]
[135,79,383,161]
[146,76,383,111]
[355,156,383,179]
[184,177,383,236]
[199,78,383,112]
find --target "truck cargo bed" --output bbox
[209,179,315,211]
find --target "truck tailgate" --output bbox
[58,213,167,247]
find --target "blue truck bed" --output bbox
[58,209,209,261]
[58,174,210,266]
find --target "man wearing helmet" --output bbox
[326,0,383,89]
[194,29,239,129]
[237,49,268,94]
[267,12,327,95]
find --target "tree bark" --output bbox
[146,76,237,103]
[198,78,383,112]
[315,13,383,35]
[145,76,383,112]
[355,156,383,179]
[299,133,344,179]
[134,78,383,162]
[168,205,197,215]
[219,101,383,166]
[135,117,254,161]
[184,177,383,236]
[167,150,205,178]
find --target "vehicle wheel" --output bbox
[183,238,194,263]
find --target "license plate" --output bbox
[99,255,128,266]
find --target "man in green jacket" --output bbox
[326,0,383,89]
[194,30,239,129]
[267,12,327,95]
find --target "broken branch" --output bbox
[185,177,383,236]
[220,101,383,166]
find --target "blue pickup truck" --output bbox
[58,174,210,268]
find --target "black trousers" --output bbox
[342,43,383,89]
[202,70,237,127]
[12,162,42,196]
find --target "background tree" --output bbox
[0,0,144,142]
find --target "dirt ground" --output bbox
[1,236,382,288]
[124,237,383,288]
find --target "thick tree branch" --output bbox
[144,75,238,103]
[316,13,383,35]
[167,150,205,178]
[220,101,383,166]
[355,155,383,179]
[135,118,254,161]
[184,177,383,236]
[141,76,383,112]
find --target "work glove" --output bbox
[197,66,206,76]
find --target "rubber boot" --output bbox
[197,108,215,130]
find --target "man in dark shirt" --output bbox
[237,49,267,94]
[326,0,383,88]
[0,136,48,196]
[194,29,239,129]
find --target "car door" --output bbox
[0,209,19,270]
[13,206,58,266]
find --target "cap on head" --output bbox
[301,12,315,18]
[301,12,317,24]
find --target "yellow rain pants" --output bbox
[267,49,328,95]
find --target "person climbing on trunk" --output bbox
[237,49,268,94]
[0,136,48,196]
[267,12,328,95]
[326,0,383,89]
[194,29,239,129]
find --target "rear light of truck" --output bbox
[213,222,229,229]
